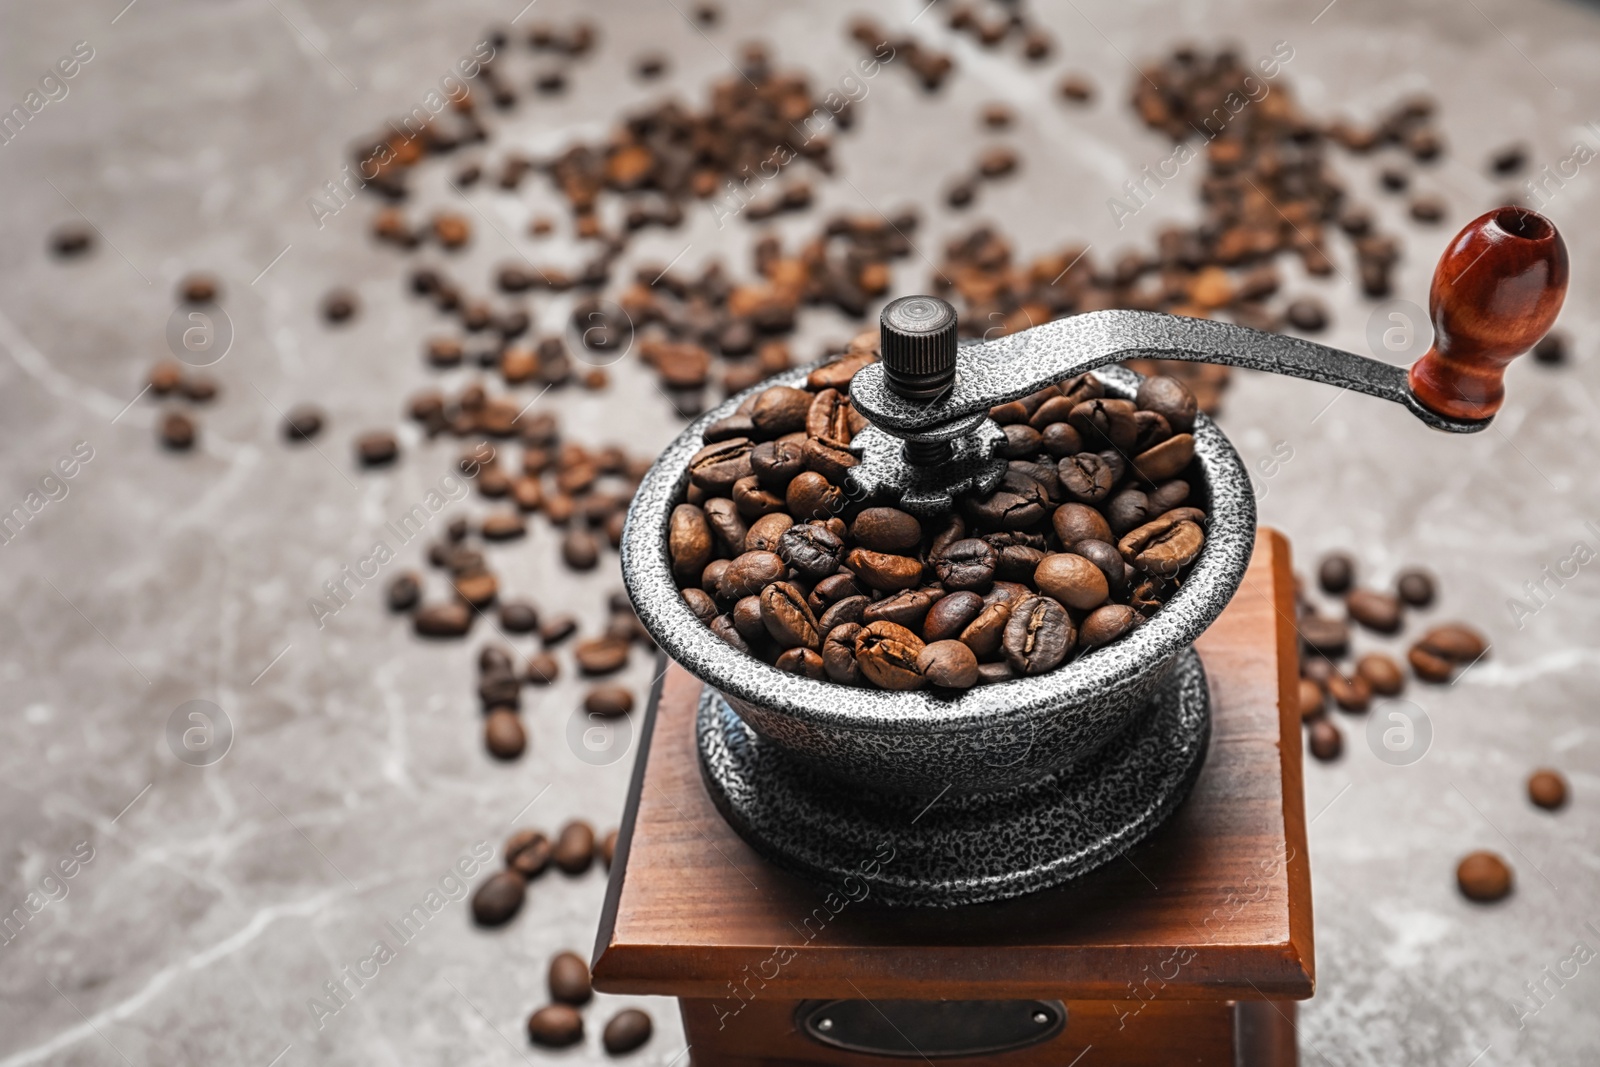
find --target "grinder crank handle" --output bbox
[853,207,1568,439]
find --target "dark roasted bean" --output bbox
[472,870,526,925]
[1002,596,1074,674]
[854,621,926,689]
[822,622,863,684]
[761,582,821,649]
[548,951,593,1005]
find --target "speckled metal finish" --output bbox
[852,310,1493,437]
[845,421,1007,515]
[621,353,1256,796]
[697,648,1212,908]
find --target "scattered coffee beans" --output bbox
[1527,769,1568,810]
[1456,850,1513,902]
[471,870,526,925]
[547,951,593,1005]
[527,1004,584,1048]
[554,820,596,874]
[603,1009,654,1055]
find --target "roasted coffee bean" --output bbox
[479,670,521,708]
[1416,623,1488,663]
[526,651,560,684]
[1285,298,1327,332]
[682,587,718,622]
[960,601,1012,660]
[1001,424,1043,458]
[1132,434,1194,482]
[732,474,785,518]
[863,588,937,631]
[1104,488,1152,537]
[322,289,358,323]
[785,471,844,520]
[703,498,748,555]
[1135,376,1197,433]
[356,430,398,465]
[1346,589,1402,633]
[548,951,593,1005]
[1080,603,1139,648]
[923,591,984,641]
[975,660,1016,685]
[1068,539,1128,598]
[485,710,527,759]
[994,544,1045,582]
[1533,332,1567,365]
[966,469,1048,530]
[1058,453,1117,503]
[584,685,633,718]
[777,523,844,581]
[1299,615,1349,657]
[600,828,618,868]
[1297,678,1326,721]
[822,622,864,684]
[918,640,979,688]
[688,438,753,495]
[575,636,628,675]
[1528,769,1568,810]
[554,820,595,874]
[711,613,749,652]
[1068,398,1138,452]
[719,551,785,599]
[283,404,324,442]
[602,1009,654,1055]
[775,647,828,678]
[1318,553,1354,594]
[846,547,925,592]
[528,1005,584,1048]
[930,538,997,592]
[1003,596,1074,675]
[745,513,794,553]
[1356,652,1404,696]
[761,582,821,649]
[1120,512,1206,575]
[818,594,869,635]
[562,528,600,570]
[1456,851,1512,902]
[1040,421,1084,457]
[854,621,926,689]
[499,600,538,633]
[850,507,922,554]
[1133,410,1173,452]
[751,385,812,436]
[669,504,713,583]
[415,602,472,637]
[1396,567,1435,607]
[1053,502,1113,545]
[807,388,861,445]
[1034,552,1109,611]
[482,512,526,541]
[808,571,863,614]
[1308,719,1342,761]
[750,439,807,490]
[1302,657,1334,685]
[160,411,197,450]
[1326,672,1371,712]
[1147,479,1190,512]
[472,869,527,925]
[387,572,421,612]
[1129,576,1167,614]
[1408,644,1453,682]
[507,830,552,879]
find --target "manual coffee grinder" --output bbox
[596,208,1566,1065]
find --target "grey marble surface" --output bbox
[1,0,1597,1064]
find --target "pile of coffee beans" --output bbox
[943,0,1055,62]
[1297,549,1488,760]
[672,366,1211,689]
[526,949,652,1053]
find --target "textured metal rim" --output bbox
[621,361,1255,740]
[696,647,1212,908]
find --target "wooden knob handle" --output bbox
[1408,207,1568,421]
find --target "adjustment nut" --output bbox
[880,295,958,400]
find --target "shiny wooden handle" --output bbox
[1408,207,1568,421]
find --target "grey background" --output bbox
[1,0,1597,1064]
